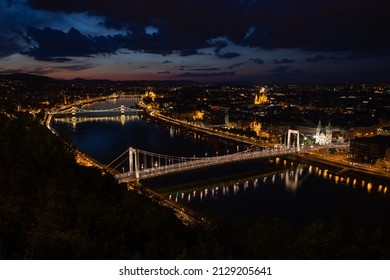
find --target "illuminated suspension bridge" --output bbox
[54,115,140,125]
[107,142,349,182]
[51,105,143,115]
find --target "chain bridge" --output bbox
[107,143,349,183]
[51,105,143,116]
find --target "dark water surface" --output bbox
[53,97,390,228]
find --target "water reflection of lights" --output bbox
[165,164,390,204]
[54,115,139,128]
[367,182,373,193]
[234,183,239,194]
[244,181,249,191]
[169,127,174,138]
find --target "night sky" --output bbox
[1,0,389,83]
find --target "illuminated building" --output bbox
[144,89,156,101]
[315,121,332,145]
[254,87,268,105]
[193,110,204,121]
[250,121,262,137]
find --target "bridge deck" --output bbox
[114,144,349,182]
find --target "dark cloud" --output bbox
[176,71,235,78]
[250,58,264,65]
[274,58,294,64]
[26,0,390,57]
[244,0,390,53]
[211,39,228,53]
[39,57,73,62]
[0,0,388,83]
[177,65,190,71]
[227,62,245,69]
[27,0,247,53]
[269,66,290,73]
[178,49,199,56]
[56,63,95,71]
[217,52,240,59]
[23,27,121,60]
[305,55,326,63]
[28,66,55,75]
[0,26,25,58]
[0,37,20,58]
[162,60,171,64]
[208,39,241,59]
[189,67,220,71]
[158,71,170,74]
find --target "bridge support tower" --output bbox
[287,129,300,152]
[71,106,76,120]
[128,147,139,179]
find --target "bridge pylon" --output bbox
[129,147,139,179]
[71,107,76,121]
[287,129,300,152]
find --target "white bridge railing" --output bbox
[111,143,349,182]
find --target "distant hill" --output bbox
[0,73,58,83]
[0,72,200,87]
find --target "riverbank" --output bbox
[291,152,390,185]
[139,100,273,148]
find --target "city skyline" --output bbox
[0,0,389,83]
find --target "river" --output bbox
[53,97,390,229]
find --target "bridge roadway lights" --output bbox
[114,143,349,181]
[51,105,142,115]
